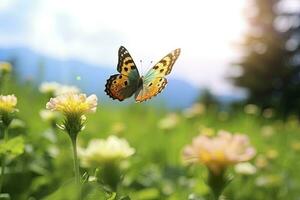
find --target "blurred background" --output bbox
[1,0,300,199]
[0,0,297,111]
[0,0,290,107]
[1,0,300,113]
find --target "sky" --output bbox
[0,0,249,96]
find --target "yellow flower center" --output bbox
[183,131,256,176]
[0,95,17,113]
[46,93,97,116]
[0,62,12,73]
[57,98,89,114]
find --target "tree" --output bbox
[231,0,300,116]
[197,88,219,109]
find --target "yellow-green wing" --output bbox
[144,48,181,78]
[135,48,181,102]
[135,77,168,103]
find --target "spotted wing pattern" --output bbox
[135,77,167,103]
[105,74,138,101]
[117,46,139,77]
[144,48,181,78]
[135,48,181,102]
[105,46,140,101]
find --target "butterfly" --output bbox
[105,46,181,102]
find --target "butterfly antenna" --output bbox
[140,59,144,73]
[149,60,153,69]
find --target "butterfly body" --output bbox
[105,46,181,102]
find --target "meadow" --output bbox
[1,76,300,200]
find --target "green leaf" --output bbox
[0,136,25,156]
[0,193,10,200]
[6,136,25,155]
[107,192,116,200]
[45,180,109,200]
[43,179,80,200]
[131,188,160,200]
[118,196,131,200]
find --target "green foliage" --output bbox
[197,89,219,109]
[232,0,300,116]
[44,180,109,200]
[0,136,24,157]
[96,164,122,192]
[1,80,300,199]
[0,193,10,200]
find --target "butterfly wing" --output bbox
[135,77,168,103]
[105,46,141,101]
[135,48,181,102]
[117,46,140,77]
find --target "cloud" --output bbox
[0,0,247,96]
[0,0,17,11]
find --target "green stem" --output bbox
[0,128,8,193]
[0,156,5,193]
[207,169,227,200]
[0,77,3,93]
[0,74,8,93]
[70,135,82,199]
[101,163,120,192]
[71,137,80,184]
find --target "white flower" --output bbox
[39,82,60,94]
[255,175,282,187]
[183,103,206,118]
[244,104,259,115]
[0,94,18,113]
[39,82,80,96]
[46,93,98,135]
[46,93,97,115]
[79,136,135,167]
[158,113,179,130]
[54,85,80,96]
[234,162,257,175]
[39,109,60,122]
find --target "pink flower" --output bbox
[183,130,256,175]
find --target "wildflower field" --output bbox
[0,0,299,198]
[1,70,300,200]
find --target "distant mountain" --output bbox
[0,47,200,108]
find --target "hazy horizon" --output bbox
[0,0,253,97]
